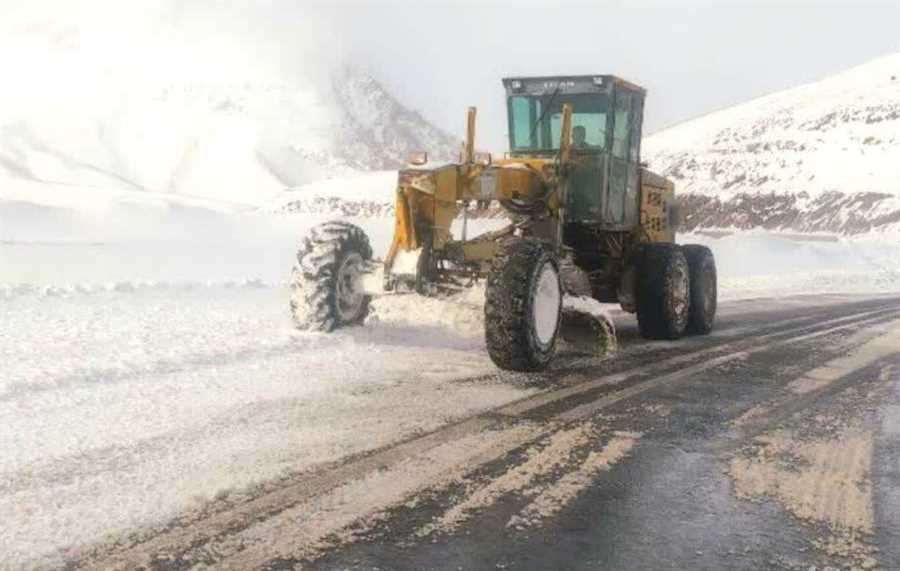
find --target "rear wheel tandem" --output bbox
[635,243,691,340]
[290,221,373,332]
[485,239,563,371]
[682,244,717,335]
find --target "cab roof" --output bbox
[501,75,646,95]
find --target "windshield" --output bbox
[508,92,611,152]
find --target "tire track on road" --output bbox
[519,306,900,422]
[721,320,900,451]
[71,302,900,570]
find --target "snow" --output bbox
[2,181,900,567]
[0,6,458,209]
[2,44,900,565]
[644,52,900,200]
[683,231,900,300]
[643,52,900,235]
[0,268,528,570]
[279,171,399,203]
[391,248,423,276]
[0,181,515,568]
[4,5,899,567]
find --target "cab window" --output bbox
[551,112,607,150]
[510,96,539,149]
[508,92,610,152]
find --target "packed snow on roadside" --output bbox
[3,183,900,567]
[683,230,900,300]
[0,189,516,568]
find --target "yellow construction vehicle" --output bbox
[290,75,717,371]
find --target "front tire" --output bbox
[290,221,372,332]
[635,243,691,340]
[485,239,562,371]
[683,244,717,335]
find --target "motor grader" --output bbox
[290,75,717,371]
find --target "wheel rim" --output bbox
[336,252,365,322]
[533,262,561,346]
[672,264,689,319]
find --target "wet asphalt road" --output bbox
[308,295,900,571]
[74,295,900,571]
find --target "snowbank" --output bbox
[682,231,900,299]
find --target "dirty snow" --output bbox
[419,423,593,536]
[188,422,543,568]
[730,429,877,568]
[507,431,641,529]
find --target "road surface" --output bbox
[71,294,900,570]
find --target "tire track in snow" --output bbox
[78,421,545,570]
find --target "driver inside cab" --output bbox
[572,125,590,149]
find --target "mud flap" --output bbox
[559,296,617,356]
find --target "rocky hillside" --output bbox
[643,53,900,235]
[332,68,459,171]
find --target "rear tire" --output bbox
[683,244,717,335]
[635,243,691,340]
[290,221,372,332]
[485,239,562,371]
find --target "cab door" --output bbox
[560,96,612,224]
[606,89,643,230]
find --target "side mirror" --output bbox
[408,151,428,166]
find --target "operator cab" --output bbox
[502,75,645,231]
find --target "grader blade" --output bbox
[558,297,617,357]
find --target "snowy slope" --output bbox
[267,171,399,217]
[0,67,458,206]
[0,12,458,207]
[644,53,900,235]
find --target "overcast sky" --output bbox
[3,0,899,154]
[321,0,900,151]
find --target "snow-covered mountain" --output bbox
[0,5,459,208]
[644,53,900,235]
[0,67,458,206]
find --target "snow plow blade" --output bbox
[558,298,617,357]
